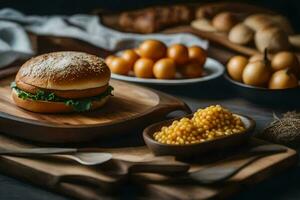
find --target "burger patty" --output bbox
[16,80,109,99]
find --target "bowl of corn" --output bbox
[143,105,255,157]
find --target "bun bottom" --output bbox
[12,89,109,113]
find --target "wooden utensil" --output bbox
[143,113,255,157]
[131,144,288,185]
[189,144,287,184]
[0,77,191,143]
[0,148,113,166]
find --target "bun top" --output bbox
[16,51,111,90]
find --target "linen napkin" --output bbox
[0,8,208,68]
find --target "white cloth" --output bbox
[0,8,208,68]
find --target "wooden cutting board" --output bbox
[164,25,300,58]
[99,2,275,58]
[163,25,260,56]
[0,76,190,143]
[100,2,300,60]
[0,134,297,200]
[160,2,276,57]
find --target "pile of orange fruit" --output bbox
[227,51,300,89]
[105,39,207,79]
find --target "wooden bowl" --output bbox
[143,113,255,157]
[224,73,300,106]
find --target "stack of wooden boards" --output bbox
[0,134,296,199]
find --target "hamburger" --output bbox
[11,51,113,113]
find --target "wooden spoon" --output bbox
[189,144,287,184]
[0,148,112,166]
[130,144,287,185]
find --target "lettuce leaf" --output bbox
[11,82,113,112]
[65,99,93,112]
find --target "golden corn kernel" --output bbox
[153,105,245,145]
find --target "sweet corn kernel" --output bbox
[153,105,246,145]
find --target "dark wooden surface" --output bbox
[0,76,300,199]
[0,33,300,199]
[0,130,296,200]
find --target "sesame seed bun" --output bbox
[16,51,111,90]
[12,51,112,113]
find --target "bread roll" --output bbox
[255,26,290,53]
[228,23,254,45]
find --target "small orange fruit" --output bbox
[167,44,189,65]
[188,46,207,66]
[139,40,167,60]
[121,49,139,69]
[109,57,131,75]
[153,58,176,79]
[134,58,154,78]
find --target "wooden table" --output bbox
[0,76,299,200]
[0,33,299,199]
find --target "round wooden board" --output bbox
[0,78,191,143]
[164,26,300,57]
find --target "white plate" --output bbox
[111,57,224,85]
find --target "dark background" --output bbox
[0,0,300,32]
